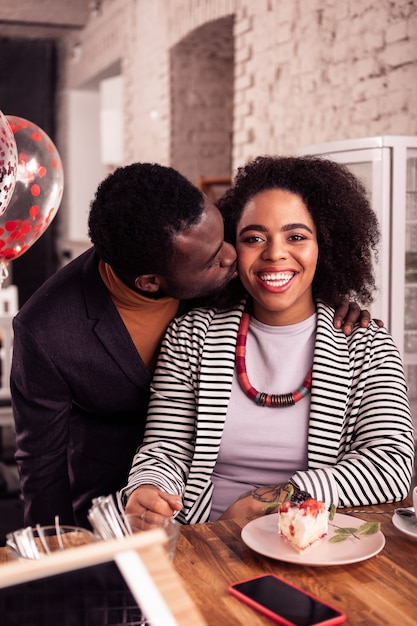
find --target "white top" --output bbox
[210,313,316,520]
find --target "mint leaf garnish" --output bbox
[329,534,351,543]
[356,522,381,535]
[328,503,337,521]
[333,527,357,535]
[329,521,381,543]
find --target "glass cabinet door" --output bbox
[406,150,417,420]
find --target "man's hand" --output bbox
[333,301,384,336]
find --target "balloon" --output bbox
[0,110,18,216]
[0,116,64,262]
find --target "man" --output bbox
[10,163,369,528]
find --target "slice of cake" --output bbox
[278,494,328,553]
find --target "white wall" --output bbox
[66,89,106,247]
[99,75,124,167]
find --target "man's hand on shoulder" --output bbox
[333,301,384,336]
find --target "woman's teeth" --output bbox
[258,272,294,286]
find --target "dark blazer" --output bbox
[11,248,152,528]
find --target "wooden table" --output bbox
[173,501,417,626]
[1,501,416,625]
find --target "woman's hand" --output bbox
[218,493,265,520]
[218,484,289,521]
[333,301,384,336]
[125,484,182,529]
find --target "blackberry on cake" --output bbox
[290,490,311,505]
[278,496,328,553]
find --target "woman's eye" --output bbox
[288,233,306,241]
[242,234,264,243]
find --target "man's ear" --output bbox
[134,274,163,293]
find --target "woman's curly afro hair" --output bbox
[217,155,380,308]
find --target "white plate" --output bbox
[241,512,385,566]
[392,507,417,540]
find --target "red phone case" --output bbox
[229,574,346,626]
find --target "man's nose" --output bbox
[221,242,237,266]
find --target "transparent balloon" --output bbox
[0,110,18,217]
[0,116,64,280]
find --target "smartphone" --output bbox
[229,574,346,626]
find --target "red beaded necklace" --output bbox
[236,311,313,407]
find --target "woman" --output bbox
[123,156,414,525]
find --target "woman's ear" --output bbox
[134,274,163,293]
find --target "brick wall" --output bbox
[232,0,417,165]
[2,0,416,224]
[3,0,416,176]
[63,0,416,178]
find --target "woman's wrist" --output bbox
[249,483,299,515]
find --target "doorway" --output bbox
[170,16,234,186]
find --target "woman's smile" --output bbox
[255,268,296,291]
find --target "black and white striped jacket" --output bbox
[125,300,415,524]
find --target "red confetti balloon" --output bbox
[0,116,64,262]
[0,111,18,216]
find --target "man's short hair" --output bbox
[88,163,204,279]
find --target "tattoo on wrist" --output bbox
[252,483,299,515]
[250,485,286,503]
[236,489,255,501]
